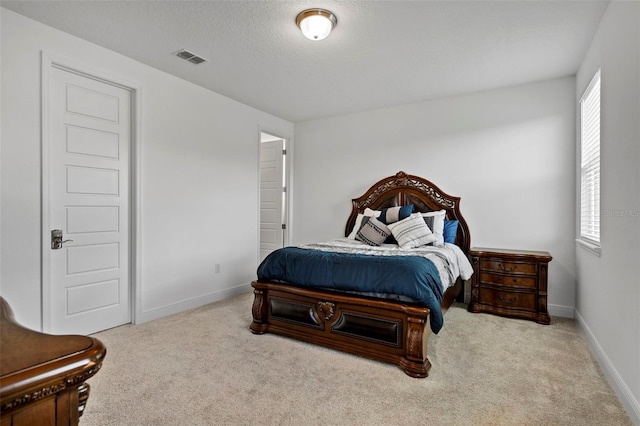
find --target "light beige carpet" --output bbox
[82,292,631,426]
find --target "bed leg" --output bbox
[399,316,431,378]
[250,288,269,334]
[400,358,432,378]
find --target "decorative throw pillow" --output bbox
[378,204,414,224]
[388,213,436,249]
[348,213,366,239]
[355,216,391,246]
[348,208,385,239]
[443,220,459,244]
[421,210,446,247]
[364,207,382,218]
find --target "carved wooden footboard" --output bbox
[251,278,463,377]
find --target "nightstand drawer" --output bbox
[478,288,535,311]
[480,272,537,289]
[480,259,537,275]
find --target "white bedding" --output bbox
[298,238,474,294]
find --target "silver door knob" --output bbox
[51,229,73,249]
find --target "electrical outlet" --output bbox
[214,263,221,274]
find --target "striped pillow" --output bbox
[378,204,414,224]
[356,216,391,246]
[388,213,437,249]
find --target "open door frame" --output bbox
[258,129,292,263]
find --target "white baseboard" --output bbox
[135,282,252,324]
[548,303,575,318]
[575,309,640,425]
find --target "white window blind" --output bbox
[579,69,601,244]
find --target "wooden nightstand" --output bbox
[468,248,552,324]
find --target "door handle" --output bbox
[51,229,73,249]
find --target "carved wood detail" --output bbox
[317,301,336,321]
[252,289,265,322]
[77,383,90,418]
[1,383,66,412]
[2,363,102,413]
[345,171,470,253]
[407,328,422,358]
[406,316,426,360]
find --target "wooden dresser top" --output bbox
[0,297,106,404]
[470,247,552,261]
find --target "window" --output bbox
[579,69,601,248]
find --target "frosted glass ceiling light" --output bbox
[296,9,337,41]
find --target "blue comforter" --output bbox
[257,247,445,333]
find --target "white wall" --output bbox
[575,1,640,423]
[0,9,293,329]
[294,77,577,318]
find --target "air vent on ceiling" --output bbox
[174,49,208,65]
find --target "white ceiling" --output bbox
[1,0,609,122]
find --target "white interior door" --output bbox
[260,139,284,262]
[46,65,131,335]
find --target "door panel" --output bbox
[65,84,120,121]
[66,166,119,195]
[66,279,120,315]
[47,66,131,335]
[66,206,119,233]
[66,243,120,274]
[259,139,284,262]
[66,125,120,158]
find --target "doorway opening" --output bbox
[259,132,288,262]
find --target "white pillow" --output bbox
[421,210,446,247]
[388,213,436,249]
[348,209,381,239]
[364,207,381,217]
[348,214,364,239]
[355,216,391,246]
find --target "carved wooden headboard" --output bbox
[344,171,471,253]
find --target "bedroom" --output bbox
[0,0,638,424]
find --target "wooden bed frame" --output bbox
[250,171,471,377]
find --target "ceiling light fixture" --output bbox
[296,8,337,41]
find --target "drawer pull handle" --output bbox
[498,295,516,304]
[499,263,517,272]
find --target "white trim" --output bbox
[40,53,52,332]
[579,68,602,104]
[578,68,601,244]
[575,238,602,256]
[40,51,142,330]
[547,303,574,318]
[575,309,640,425]
[136,283,252,324]
[131,84,143,326]
[285,134,294,245]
